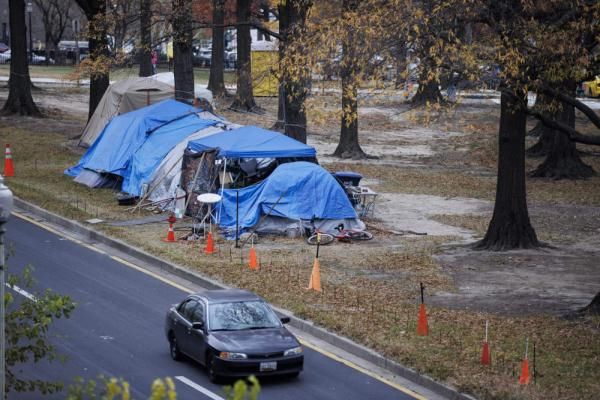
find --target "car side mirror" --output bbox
[280,317,290,324]
[192,321,204,330]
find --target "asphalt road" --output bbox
[5,215,421,400]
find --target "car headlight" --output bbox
[219,351,248,360]
[284,346,303,356]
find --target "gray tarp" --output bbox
[78,77,174,147]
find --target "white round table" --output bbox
[196,193,222,236]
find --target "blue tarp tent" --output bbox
[187,126,316,159]
[65,99,197,177]
[219,162,357,232]
[121,113,218,196]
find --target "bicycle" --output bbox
[304,219,335,245]
[306,222,372,245]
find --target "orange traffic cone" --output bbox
[204,232,215,254]
[417,303,428,336]
[165,225,175,242]
[481,320,490,365]
[481,342,490,365]
[248,247,259,270]
[307,258,322,292]
[162,214,177,243]
[416,282,428,336]
[519,338,531,385]
[4,144,14,177]
[519,358,531,385]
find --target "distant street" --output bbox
[5,214,422,400]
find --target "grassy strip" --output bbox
[1,122,599,400]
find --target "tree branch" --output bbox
[529,110,600,146]
[539,84,600,130]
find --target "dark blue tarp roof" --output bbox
[65,99,198,177]
[219,162,356,231]
[187,126,316,159]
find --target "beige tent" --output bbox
[78,77,174,147]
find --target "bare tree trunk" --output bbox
[333,0,366,158]
[581,292,600,315]
[172,0,194,102]
[75,0,110,120]
[527,93,553,154]
[411,68,443,105]
[393,43,407,89]
[2,0,41,116]
[526,123,554,156]
[530,82,594,179]
[273,83,285,132]
[230,0,256,111]
[208,0,227,98]
[272,2,288,132]
[527,93,548,137]
[87,10,110,120]
[476,90,540,250]
[527,120,545,137]
[139,0,153,77]
[272,6,287,132]
[44,33,51,66]
[278,0,311,143]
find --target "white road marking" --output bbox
[174,376,225,400]
[8,284,37,302]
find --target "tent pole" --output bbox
[235,190,239,248]
[217,158,227,224]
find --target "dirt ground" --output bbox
[1,84,599,318]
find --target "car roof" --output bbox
[191,289,262,304]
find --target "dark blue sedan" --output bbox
[165,289,304,382]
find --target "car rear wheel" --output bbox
[169,335,182,361]
[206,353,221,383]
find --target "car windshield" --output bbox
[209,301,281,331]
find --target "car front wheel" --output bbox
[170,335,182,361]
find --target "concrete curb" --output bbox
[14,197,476,400]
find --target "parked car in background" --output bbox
[0,43,9,53]
[31,53,55,65]
[0,50,55,65]
[225,50,237,69]
[165,289,304,382]
[582,76,600,98]
[0,50,10,64]
[193,47,212,67]
[193,47,238,68]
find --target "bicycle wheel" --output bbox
[349,230,373,241]
[306,233,334,245]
